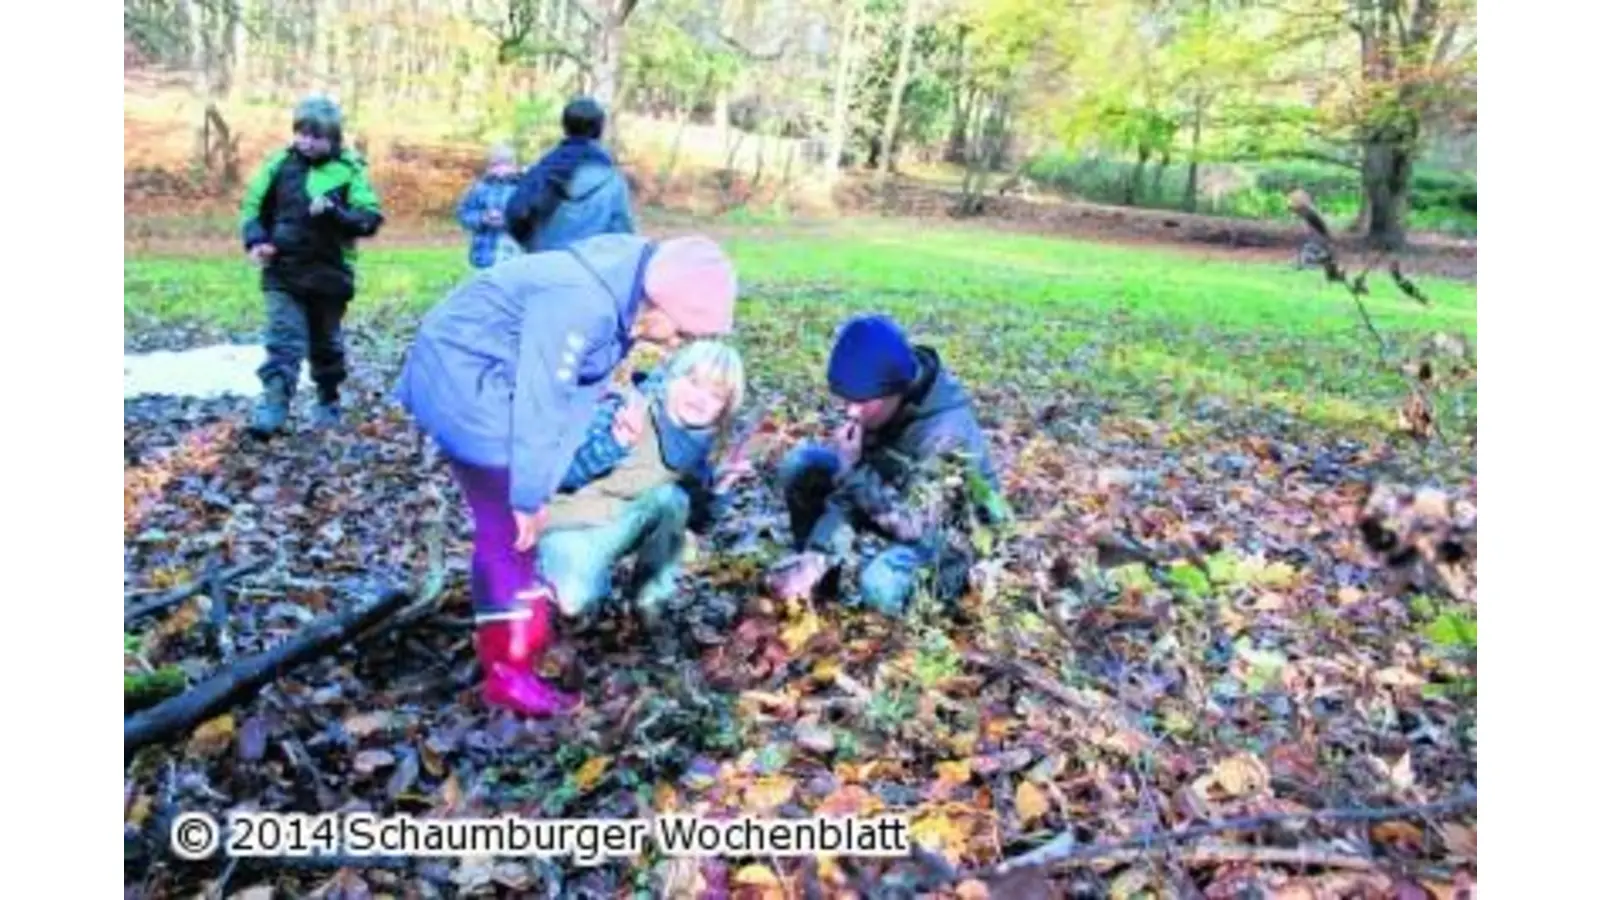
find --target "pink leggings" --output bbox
[449,460,543,619]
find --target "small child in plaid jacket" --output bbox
[455,143,523,269]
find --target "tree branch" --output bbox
[568,0,602,26]
[916,792,1478,892]
[125,560,264,626]
[125,587,410,760]
[710,30,791,62]
[1265,148,1362,171]
[505,38,596,73]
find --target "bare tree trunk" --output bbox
[1127,145,1150,205]
[957,92,997,215]
[943,29,971,163]
[1348,0,1437,250]
[1182,102,1204,212]
[223,0,246,100]
[657,105,693,199]
[714,86,731,150]
[875,0,920,185]
[309,0,329,88]
[824,0,863,182]
[180,0,206,93]
[1359,131,1415,250]
[593,24,622,109]
[780,129,799,195]
[590,0,640,146]
[752,114,769,189]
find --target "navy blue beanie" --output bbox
[827,315,919,401]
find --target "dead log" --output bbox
[125,560,264,626]
[125,587,409,760]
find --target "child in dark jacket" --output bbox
[241,94,384,437]
[767,315,1010,617]
[539,341,747,628]
[505,97,635,252]
[456,143,523,269]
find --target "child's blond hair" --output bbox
[660,340,746,444]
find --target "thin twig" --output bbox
[208,856,240,900]
[977,792,1476,879]
[1073,840,1379,871]
[206,563,234,663]
[1345,263,1394,360]
[125,560,264,625]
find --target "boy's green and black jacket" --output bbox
[240,147,384,302]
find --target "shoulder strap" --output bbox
[564,242,657,340]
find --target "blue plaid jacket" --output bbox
[456,174,521,269]
[558,371,717,495]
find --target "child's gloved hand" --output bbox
[484,209,504,227]
[309,194,335,216]
[248,244,276,266]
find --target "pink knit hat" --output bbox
[642,236,737,336]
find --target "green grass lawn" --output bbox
[125,221,1477,455]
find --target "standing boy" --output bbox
[240,94,384,436]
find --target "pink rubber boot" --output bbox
[474,600,579,717]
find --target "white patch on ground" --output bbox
[124,343,314,400]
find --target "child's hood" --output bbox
[566,162,620,201]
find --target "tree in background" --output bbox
[124,0,1476,241]
[1268,0,1476,248]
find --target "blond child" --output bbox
[539,341,747,627]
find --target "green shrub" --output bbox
[1023,152,1475,236]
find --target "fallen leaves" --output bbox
[352,748,395,776]
[780,610,823,653]
[1191,752,1272,804]
[343,711,393,739]
[1014,780,1051,826]
[817,784,884,817]
[744,775,798,812]
[732,862,784,897]
[910,808,977,865]
[794,720,836,754]
[1438,823,1476,860]
[121,281,1477,897]
[1372,820,1426,851]
[573,755,612,792]
[187,713,236,757]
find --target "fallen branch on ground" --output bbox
[965,650,1120,718]
[125,587,410,759]
[125,560,264,626]
[959,792,1477,887]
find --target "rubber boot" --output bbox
[248,377,292,438]
[311,385,342,429]
[474,597,579,718]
